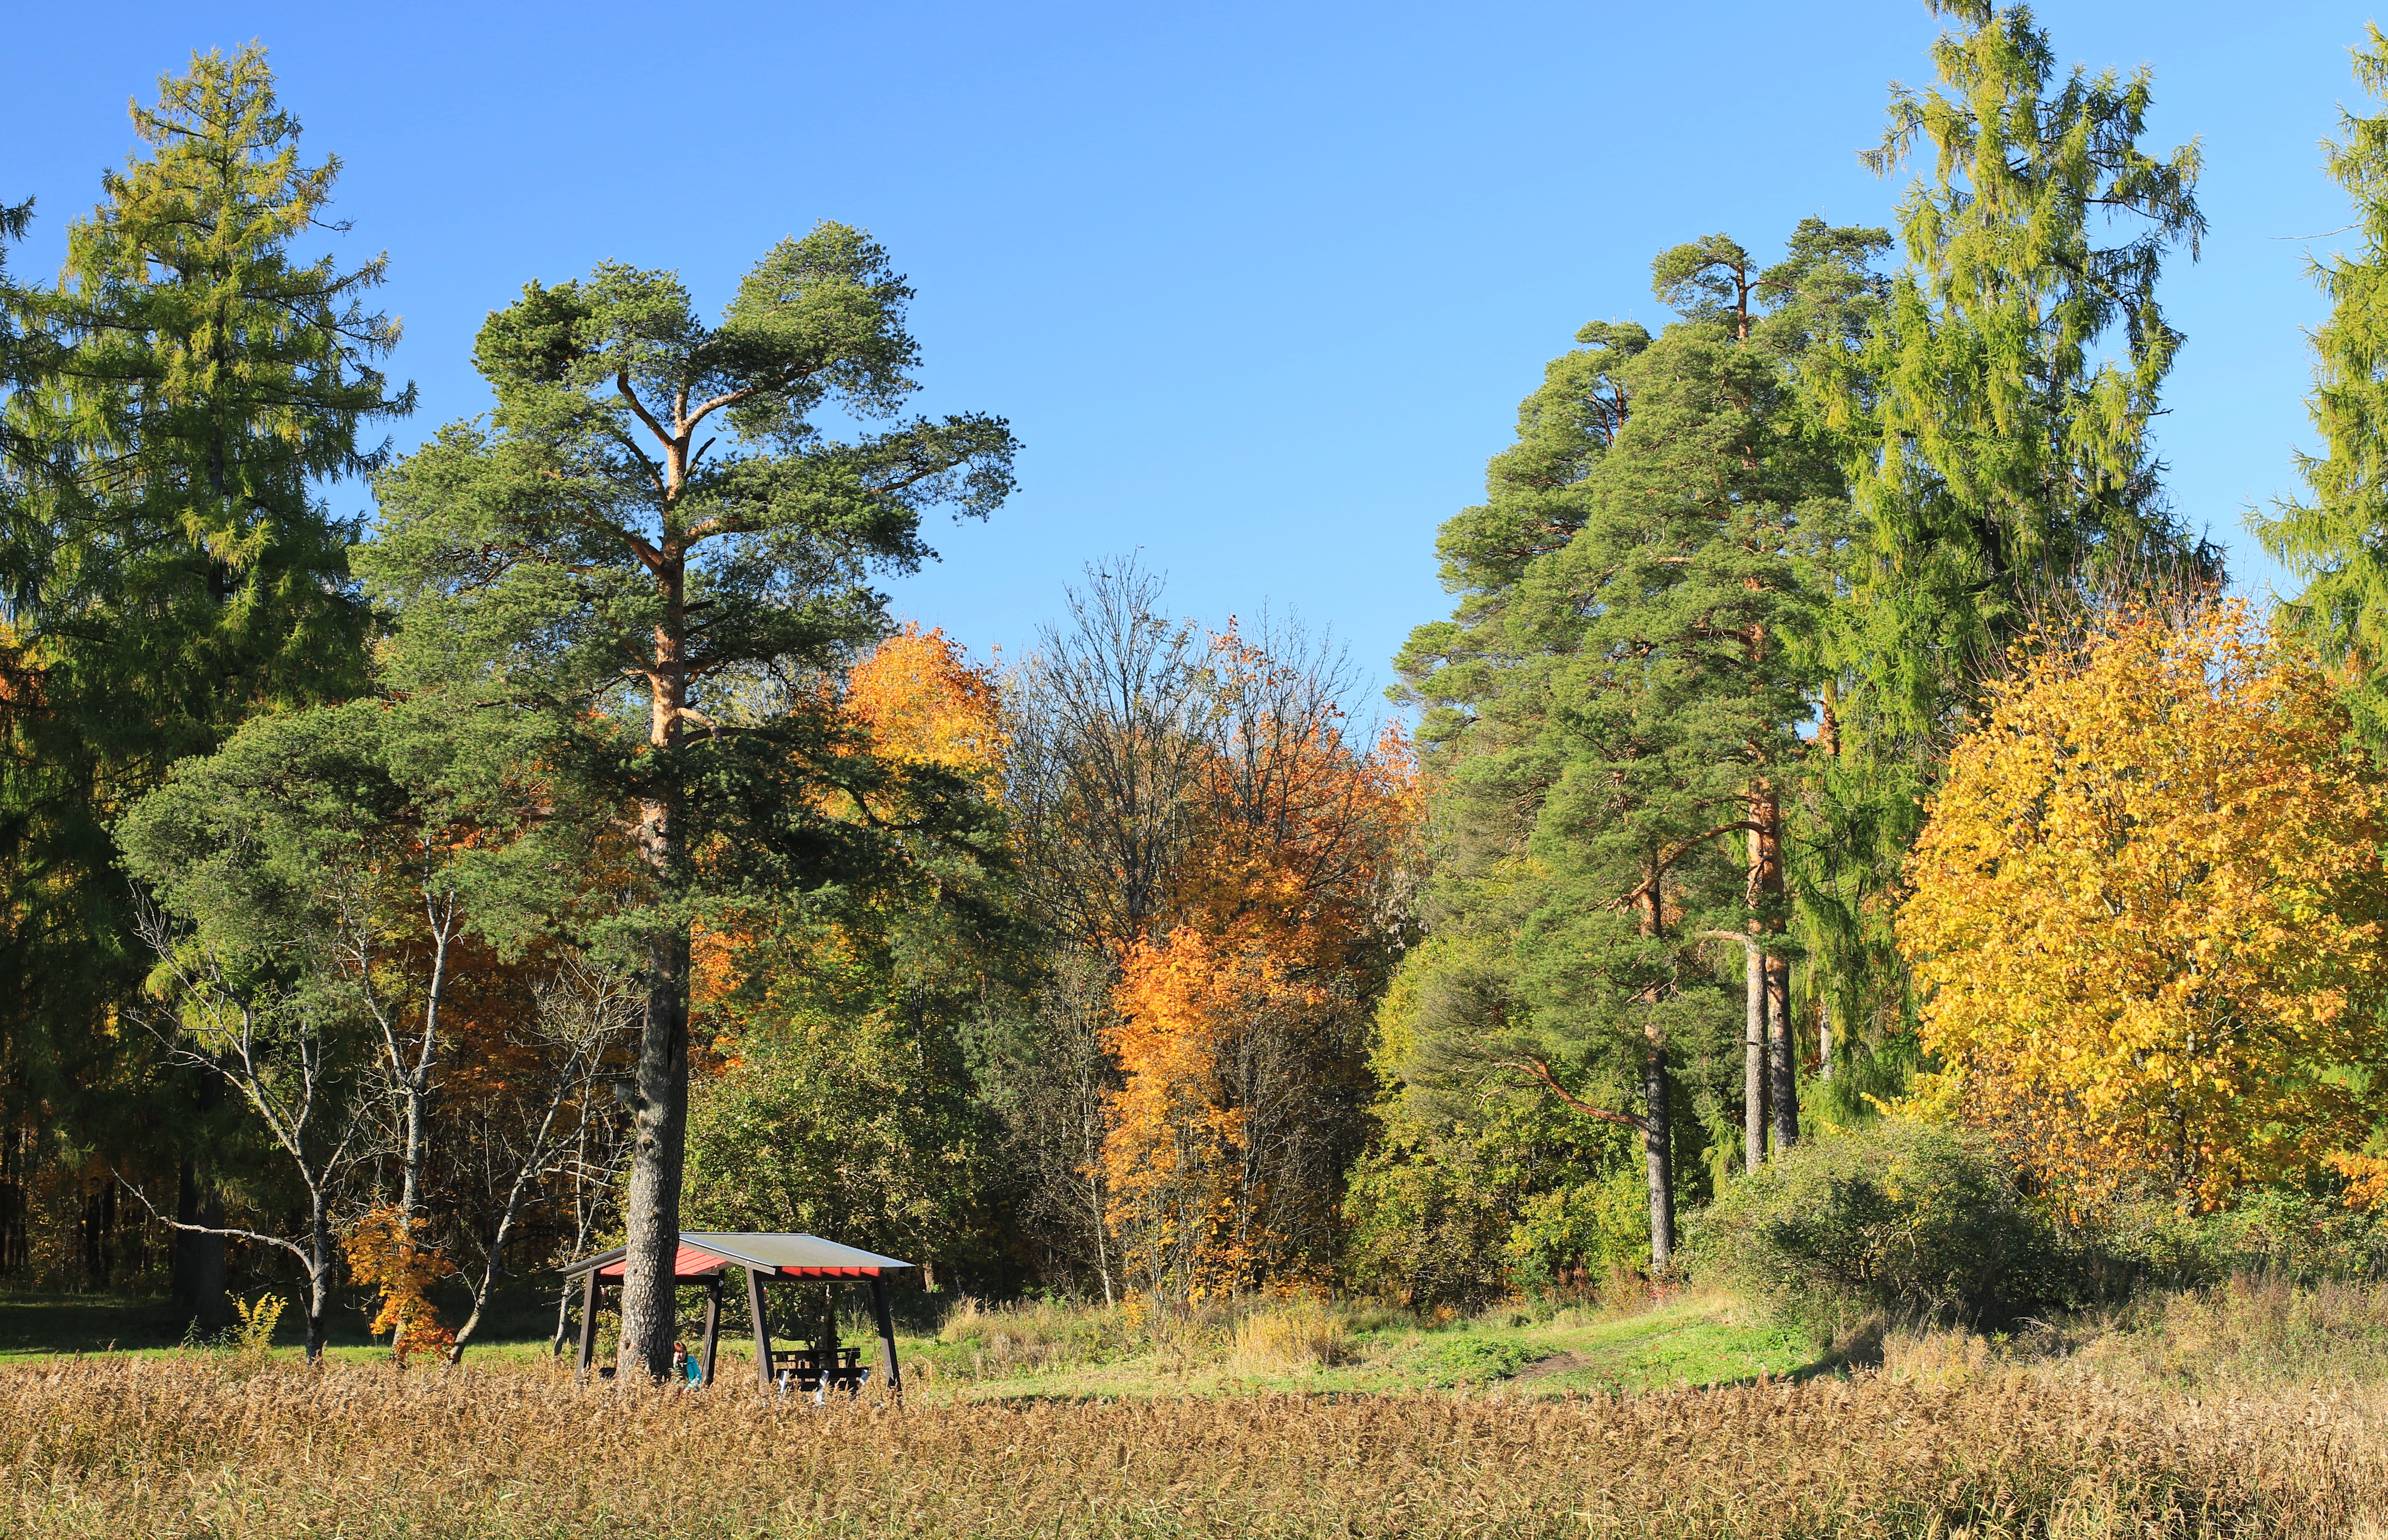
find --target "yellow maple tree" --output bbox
[1898,602,2388,1212]
[844,623,1006,787]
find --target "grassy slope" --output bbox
[914,1295,1814,1401]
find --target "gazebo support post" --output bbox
[747,1266,773,1392]
[870,1276,901,1406]
[700,1278,722,1386]
[575,1271,599,1381]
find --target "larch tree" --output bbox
[362,224,1015,1379]
[1818,0,2214,753]
[2257,25,2388,737]
[1789,0,2214,1108]
[0,46,407,1322]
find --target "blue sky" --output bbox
[2,1,2371,698]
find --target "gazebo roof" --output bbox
[562,1231,913,1282]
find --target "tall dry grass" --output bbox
[4,1356,2387,1538]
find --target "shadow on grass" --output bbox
[0,1292,192,1355]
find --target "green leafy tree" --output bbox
[2257,25,2388,737]
[0,47,407,1319]
[362,225,1015,1378]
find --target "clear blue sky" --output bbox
[1,2,2369,696]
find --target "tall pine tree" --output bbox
[1391,224,1877,1269]
[364,226,1015,1378]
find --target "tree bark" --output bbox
[174,1078,232,1331]
[616,920,690,1380]
[306,1188,332,1360]
[1642,1034,1675,1269]
[1742,938,1766,1175]
[1768,951,1798,1152]
[1751,781,1796,1157]
[1638,878,1674,1268]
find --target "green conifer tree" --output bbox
[362,226,1015,1379]
[1388,224,1879,1270]
[2257,24,2388,736]
[1793,1,2215,1101]
[0,48,407,1315]
[1819,0,2212,752]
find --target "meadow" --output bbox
[4,1279,2388,1538]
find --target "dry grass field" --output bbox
[5,1278,2388,1538]
[3,1349,2387,1538]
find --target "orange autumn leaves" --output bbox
[1104,634,1418,1300]
[697,620,1415,1300]
[1900,603,2388,1213]
[692,624,1004,1016]
[845,624,1006,787]
[341,1206,456,1363]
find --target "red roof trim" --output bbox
[596,1243,728,1280]
[590,1248,888,1282]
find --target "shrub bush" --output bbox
[1690,1121,2081,1328]
[1427,1335,1538,1385]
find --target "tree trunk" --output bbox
[1742,912,1766,1176]
[1768,952,1798,1153]
[1642,1034,1675,1269]
[175,1079,232,1331]
[1754,783,1797,1156]
[617,919,691,1380]
[618,538,692,1382]
[306,1191,331,1361]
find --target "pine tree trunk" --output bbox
[618,554,692,1382]
[1642,1035,1675,1269]
[617,916,690,1380]
[1768,952,1798,1152]
[1755,784,1797,1156]
[1742,933,1765,1175]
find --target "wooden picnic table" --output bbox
[772,1344,868,1394]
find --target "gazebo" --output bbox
[561,1232,913,1400]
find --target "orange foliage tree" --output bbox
[342,1204,456,1364]
[845,624,1007,785]
[1898,602,2388,1212]
[1102,626,1419,1300]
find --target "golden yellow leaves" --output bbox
[1899,602,2388,1212]
[846,624,1006,788]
